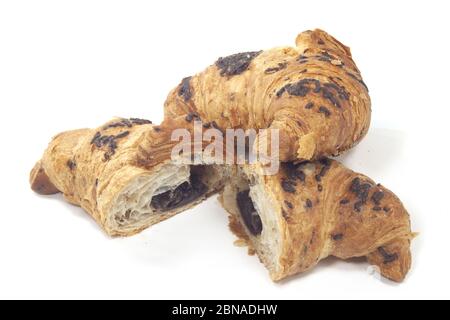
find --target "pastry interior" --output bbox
[107,164,227,234]
[221,166,283,275]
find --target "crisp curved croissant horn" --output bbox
[30,118,226,236]
[220,159,414,282]
[164,29,371,161]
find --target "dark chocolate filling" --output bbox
[150,169,208,212]
[236,190,263,236]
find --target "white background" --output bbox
[1,0,449,300]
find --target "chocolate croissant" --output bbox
[30,118,227,236]
[220,159,414,282]
[164,29,371,162]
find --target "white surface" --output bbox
[0,0,449,300]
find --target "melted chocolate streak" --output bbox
[151,174,208,212]
[236,190,263,236]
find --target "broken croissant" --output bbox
[164,29,371,161]
[220,159,414,282]
[30,118,227,236]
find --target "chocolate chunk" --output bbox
[354,200,364,212]
[322,88,341,108]
[324,82,350,101]
[103,118,152,130]
[358,184,372,202]
[296,170,306,182]
[372,191,385,205]
[67,160,76,170]
[323,82,340,92]
[319,158,331,167]
[284,200,294,209]
[285,163,306,182]
[130,118,152,125]
[332,234,344,241]
[91,132,101,145]
[321,51,334,59]
[98,135,113,147]
[264,62,287,74]
[305,102,314,109]
[153,127,162,132]
[316,163,330,182]
[91,131,126,161]
[185,114,193,122]
[378,247,399,264]
[383,207,390,213]
[313,80,322,93]
[103,119,133,129]
[318,184,323,192]
[115,131,130,139]
[340,199,350,205]
[103,151,112,161]
[286,82,309,97]
[178,77,192,102]
[346,72,369,92]
[121,119,133,127]
[276,85,289,97]
[350,178,372,203]
[324,83,350,101]
[281,179,296,193]
[285,164,297,180]
[350,178,360,192]
[151,172,208,213]
[216,51,262,77]
[277,78,321,98]
[373,206,382,211]
[236,190,263,236]
[305,199,313,209]
[318,106,331,117]
[185,112,200,122]
[318,56,331,62]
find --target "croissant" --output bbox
[164,29,371,162]
[30,118,227,236]
[220,159,414,282]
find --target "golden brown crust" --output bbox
[164,29,371,161]
[222,159,413,282]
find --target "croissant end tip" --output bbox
[30,161,59,195]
